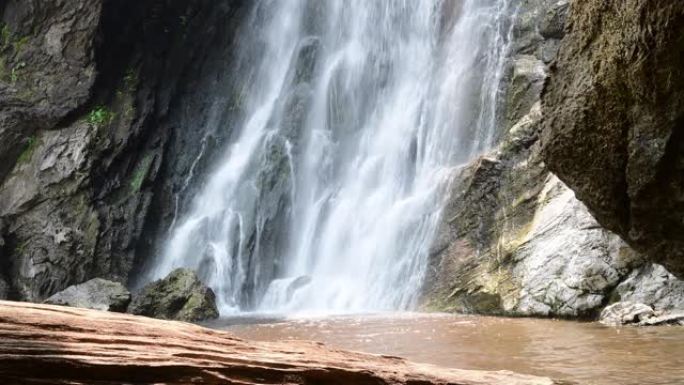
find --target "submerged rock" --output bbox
[44,278,131,312]
[600,302,684,327]
[128,268,219,322]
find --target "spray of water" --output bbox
[152,0,514,315]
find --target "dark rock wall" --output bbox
[0,0,247,301]
[541,1,684,277]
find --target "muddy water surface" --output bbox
[216,313,684,385]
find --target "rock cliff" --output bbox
[541,1,684,277]
[425,0,684,318]
[0,0,246,301]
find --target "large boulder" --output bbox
[541,1,684,277]
[128,268,219,322]
[44,278,131,312]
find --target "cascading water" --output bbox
[152,0,514,315]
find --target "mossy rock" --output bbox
[128,268,219,322]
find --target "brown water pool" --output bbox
[214,313,684,385]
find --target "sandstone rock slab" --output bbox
[0,300,562,385]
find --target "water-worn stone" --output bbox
[600,301,684,327]
[639,312,684,326]
[128,268,219,322]
[541,1,684,277]
[44,278,131,312]
[0,300,559,385]
[599,302,656,326]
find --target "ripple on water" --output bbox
[219,313,684,385]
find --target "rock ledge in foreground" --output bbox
[0,300,563,385]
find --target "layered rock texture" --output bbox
[0,301,560,385]
[425,0,684,319]
[541,1,684,277]
[0,0,247,301]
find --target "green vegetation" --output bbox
[130,154,153,192]
[17,135,37,164]
[13,35,29,52]
[124,68,138,89]
[0,57,6,79]
[14,241,28,256]
[0,23,29,52]
[0,23,9,47]
[9,61,26,84]
[87,106,115,127]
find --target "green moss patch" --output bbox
[87,106,115,127]
[17,136,37,164]
[130,154,154,193]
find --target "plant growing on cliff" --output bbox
[87,106,115,127]
[0,23,9,47]
[17,136,37,164]
[130,154,154,193]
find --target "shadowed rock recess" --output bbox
[0,301,561,385]
[541,1,684,277]
[0,0,247,301]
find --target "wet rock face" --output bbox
[0,0,100,183]
[44,278,131,312]
[0,0,246,301]
[424,117,644,317]
[128,268,219,322]
[541,1,684,277]
[425,0,684,319]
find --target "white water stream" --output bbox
[153,0,514,315]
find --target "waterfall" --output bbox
[152,0,514,315]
